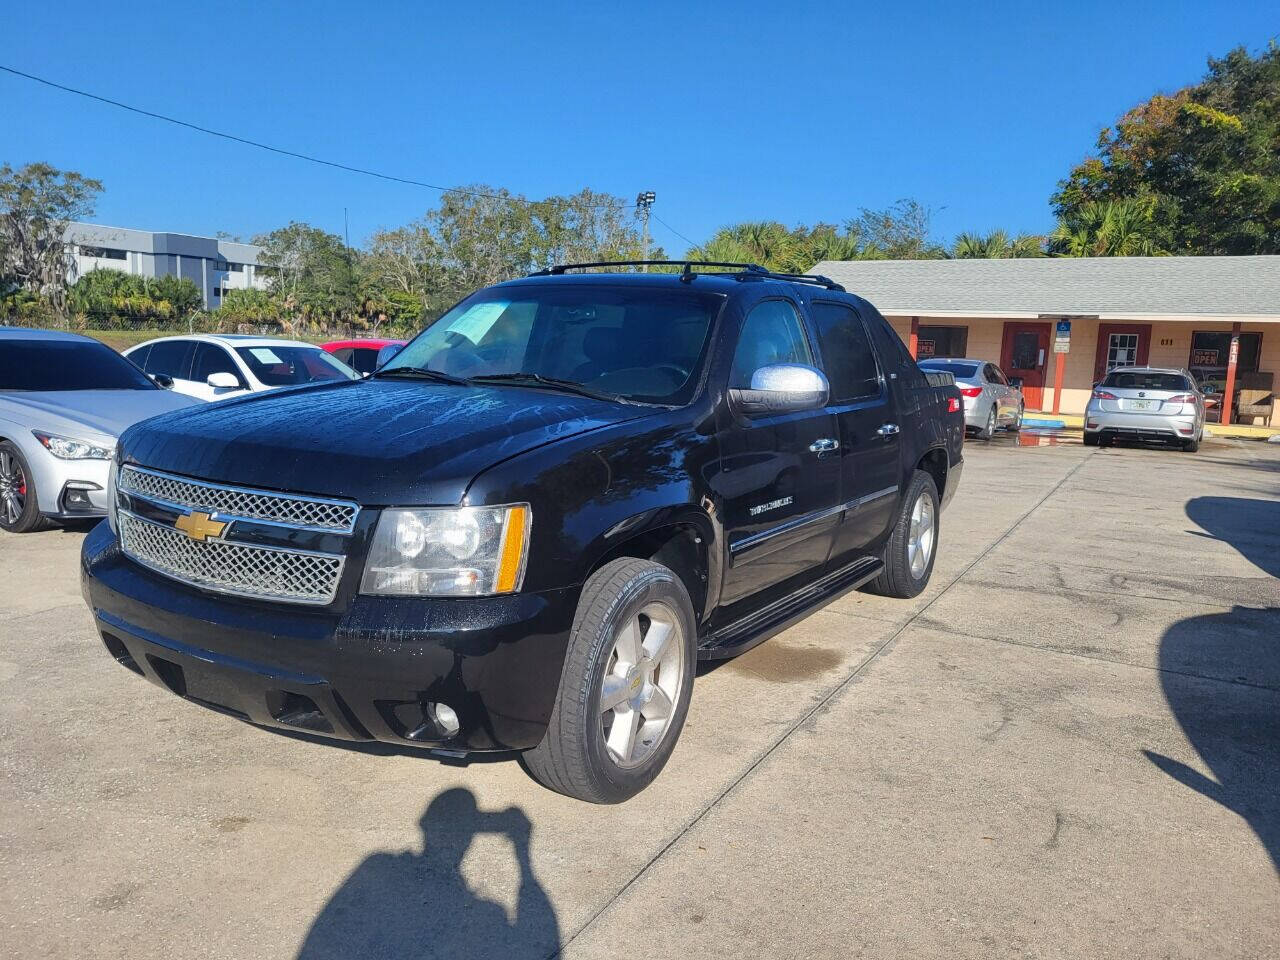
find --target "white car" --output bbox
[122,334,359,401]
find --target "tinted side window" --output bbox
[330,347,354,366]
[127,344,152,370]
[808,302,881,401]
[729,300,812,388]
[192,343,242,383]
[145,340,194,379]
[989,365,1008,385]
[350,348,379,375]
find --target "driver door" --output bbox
[713,298,842,607]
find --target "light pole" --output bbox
[636,191,655,271]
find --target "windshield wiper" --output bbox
[373,366,470,386]
[467,372,622,403]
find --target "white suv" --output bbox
[123,334,358,401]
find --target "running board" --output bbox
[697,556,883,660]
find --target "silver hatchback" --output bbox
[1084,366,1206,451]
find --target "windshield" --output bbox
[0,339,157,391]
[1102,370,1191,391]
[919,360,978,379]
[235,345,358,387]
[382,284,723,404]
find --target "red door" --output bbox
[1093,323,1152,382]
[1001,322,1051,409]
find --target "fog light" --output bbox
[1086,419,1099,429]
[1176,425,1194,435]
[431,702,460,737]
[60,481,101,512]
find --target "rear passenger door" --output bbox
[143,339,197,397]
[985,363,1015,423]
[807,300,901,559]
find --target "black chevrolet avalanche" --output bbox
[81,263,964,803]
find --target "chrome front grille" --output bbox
[118,465,358,532]
[119,511,344,605]
[115,465,358,605]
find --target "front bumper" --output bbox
[34,449,110,519]
[1083,407,1197,442]
[80,522,578,753]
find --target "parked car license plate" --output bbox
[1128,399,1155,410]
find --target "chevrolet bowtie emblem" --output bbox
[174,510,227,542]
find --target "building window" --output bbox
[81,246,127,260]
[917,325,968,359]
[1188,331,1262,390]
[1106,333,1140,372]
[212,287,224,300]
[226,262,243,272]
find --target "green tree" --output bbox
[950,229,1044,258]
[255,222,360,326]
[68,269,204,326]
[0,162,103,320]
[1052,43,1280,254]
[1048,197,1167,257]
[217,287,283,330]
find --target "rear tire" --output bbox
[1182,436,1200,453]
[868,470,940,599]
[1083,432,1099,447]
[977,406,997,441]
[0,442,50,534]
[522,558,696,803]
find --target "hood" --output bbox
[1,389,201,443]
[119,379,649,504]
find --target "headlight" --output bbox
[32,431,114,461]
[360,504,530,597]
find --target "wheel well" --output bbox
[589,524,708,620]
[916,448,948,497]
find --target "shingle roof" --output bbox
[808,256,1280,319]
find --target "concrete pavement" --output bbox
[2,432,1278,958]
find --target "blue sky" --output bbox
[5,1,1275,252]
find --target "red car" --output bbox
[320,338,406,376]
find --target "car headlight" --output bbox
[360,504,530,597]
[32,431,114,461]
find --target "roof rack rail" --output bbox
[528,260,845,290]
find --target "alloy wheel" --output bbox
[0,450,27,526]
[907,491,935,578]
[987,408,997,437]
[598,600,685,768]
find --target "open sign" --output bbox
[1191,349,1219,366]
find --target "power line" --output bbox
[652,213,701,251]
[0,63,617,209]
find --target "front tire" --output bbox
[1009,404,1024,432]
[868,470,940,599]
[523,558,696,803]
[0,442,49,534]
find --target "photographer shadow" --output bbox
[297,787,560,959]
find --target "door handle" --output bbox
[877,423,900,437]
[809,438,839,453]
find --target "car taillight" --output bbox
[947,397,961,413]
[1092,389,1119,400]
[959,386,982,398]
[1163,394,1195,404]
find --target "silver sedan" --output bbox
[1084,366,1206,452]
[0,328,200,533]
[918,357,1024,438]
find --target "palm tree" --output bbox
[951,229,1045,258]
[1049,197,1167,256]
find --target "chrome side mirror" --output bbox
[730,363,829,416]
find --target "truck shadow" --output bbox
[1144,495,1280,874]
[296,787,560,959]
